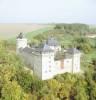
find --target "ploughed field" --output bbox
[0,23,53,39]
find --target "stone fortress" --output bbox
[16,33,81,80]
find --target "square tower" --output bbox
[68,48,81,73]
[33,43,55,80]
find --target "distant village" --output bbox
[16,33,81,80]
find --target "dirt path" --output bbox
[86,34,96,38]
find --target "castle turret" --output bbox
[16,33,27,53]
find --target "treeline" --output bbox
[0,40,96,100]
[54,23,96,35]
[33,24,93,42]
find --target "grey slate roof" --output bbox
[35,42,54,53]
[23,47,34,53]
[46,37,59,46]
[35,48,54,53]
[22,44,54,54]
[32,37,60,53]
[21,37,60,54]
[54,52,72,61]
[67,48,80,54]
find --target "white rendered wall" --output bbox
[33,53,42,79]
[54,60,62,75]
[41,52,55,80]
[72,53,81,73]
[55,58,72,75]
[21,51,43,79]
[16,38,27,52]
[63,59,73,73]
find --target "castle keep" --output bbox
[16,33,81,80]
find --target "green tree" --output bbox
[90,81,96,100]
[15,69,33,92]
[74,79,89,100]
[1,81,25,100]
[47,79,61,96]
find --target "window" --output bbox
[49,61,51,63]
[67,61,69,63]
[49,69,51,72]
[49,56,51,59]
[45,71,47,73]
[49,66,51,68]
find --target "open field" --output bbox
[8,26,54,44]
[0,23,53,39]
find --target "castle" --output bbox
[16,33,81,80]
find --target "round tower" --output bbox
[16,33,27,53]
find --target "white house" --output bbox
[16,33,81,80]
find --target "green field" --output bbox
[25,27,54,40]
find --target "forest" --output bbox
[0,23,96,100]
